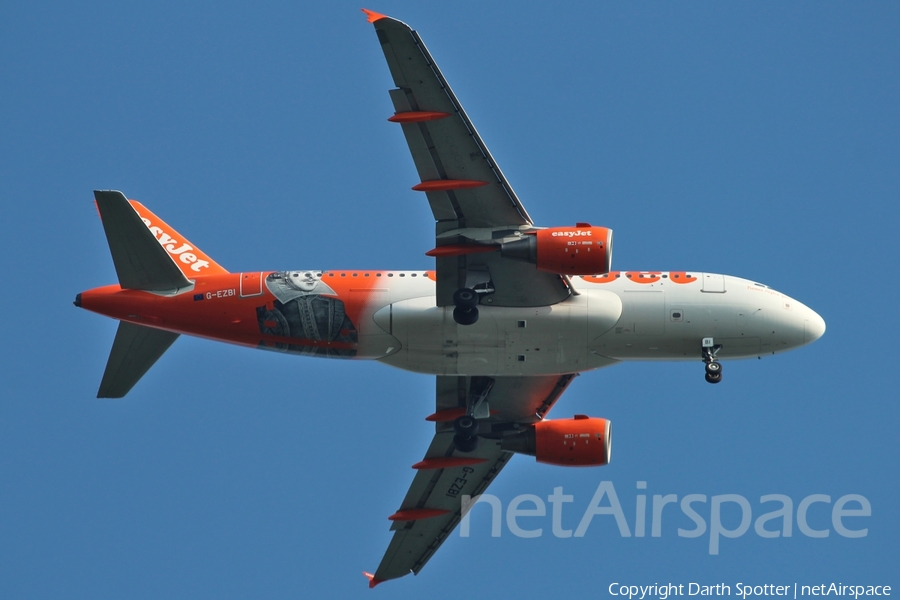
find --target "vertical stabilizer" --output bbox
[128,199,229,278]
[94,190,194,293]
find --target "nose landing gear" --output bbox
[705,366,722,384]
[702,338,723,384]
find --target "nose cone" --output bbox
[804,309,826,344]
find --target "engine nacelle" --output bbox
[500,224,613,275]
[500,415,612,467]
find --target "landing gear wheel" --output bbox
[453,306,479,326]
[453,415,478,437]
[453,434,479,453]
[452,415,479,453]
[701,340,723,383]
[452,288,478,309]
[452,288,480,326]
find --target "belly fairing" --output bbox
[374,289,622,376]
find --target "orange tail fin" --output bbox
[128,200,229,277]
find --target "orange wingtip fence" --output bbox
[361,8,386,22]
[363,572,383,589]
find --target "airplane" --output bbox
[74,9,826,588]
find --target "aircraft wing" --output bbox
[365,11,570,307]
[367,373,576,586]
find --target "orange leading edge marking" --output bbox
[388,111,452,123]
[412,179,489,192]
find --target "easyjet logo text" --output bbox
[551,230,592,238]
[140,218,210,272]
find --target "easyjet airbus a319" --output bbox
[75,10,826,587]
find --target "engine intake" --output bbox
[501,415,612,467]
[501,224,613,275]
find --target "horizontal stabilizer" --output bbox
[94,190,193,293]
[97,321,179,398]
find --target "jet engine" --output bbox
[500,224,613,275]
[500,415,611,467]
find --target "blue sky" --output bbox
[1,1,897,598]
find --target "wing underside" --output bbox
[374,432,511,582]
[372,17,530,230]
[368,13,570,307]
[370,373,576,585]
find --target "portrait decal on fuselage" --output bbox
[256,271,358,357]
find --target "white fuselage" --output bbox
[356,272,825,376]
